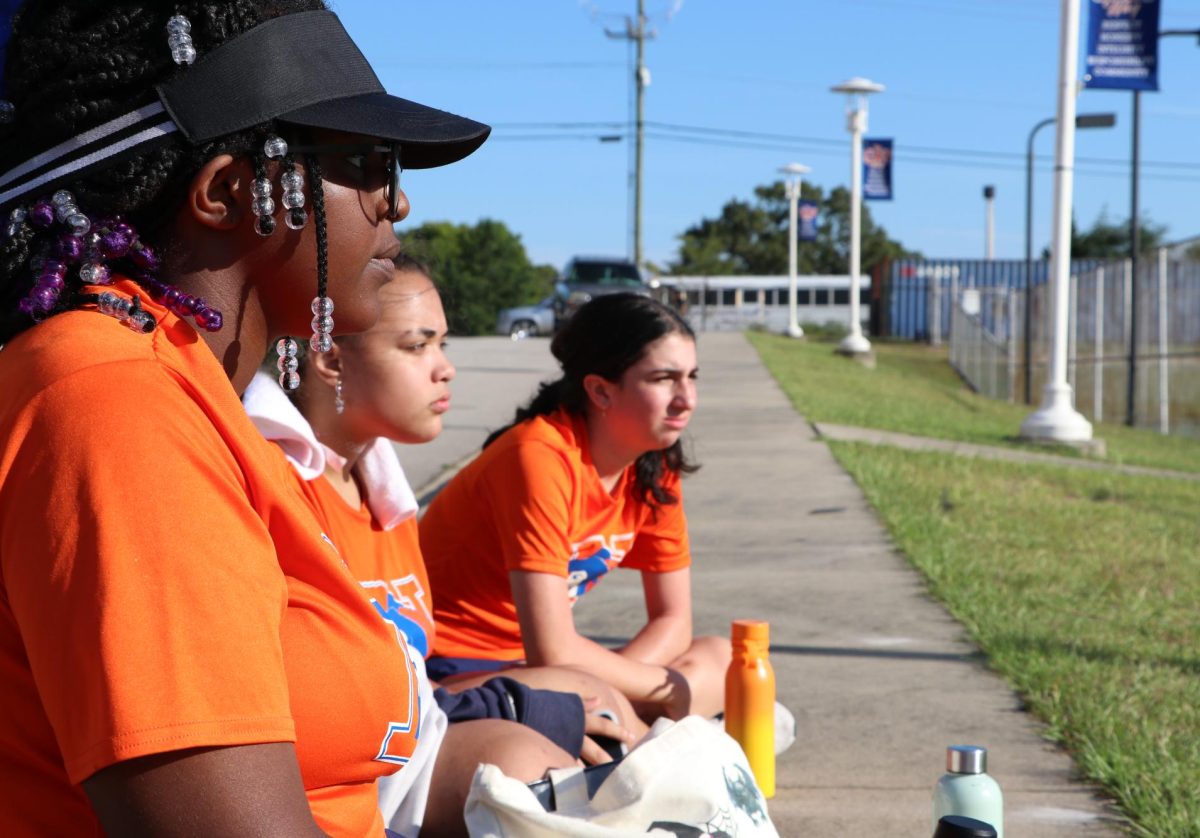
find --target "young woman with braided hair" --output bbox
[243,257,640,836]
[0,2,532,834]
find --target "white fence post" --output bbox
[1007,288,1017,402]
[1067,272,1077,390]
[1158,248,1169,434]
[1094,266,1104,423]
[930,275,942,346]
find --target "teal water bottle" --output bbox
[932,745,1003,838]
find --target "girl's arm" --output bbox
[618,567,694,665]
[510,570,691,719]
[83,743,326,836]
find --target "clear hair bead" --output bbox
[276,337,301,391]
[263,136,288,159]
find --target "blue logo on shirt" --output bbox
[567,546,612,599]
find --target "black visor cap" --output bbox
[158,10,490,170]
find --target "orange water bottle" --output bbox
[725,619,775,798]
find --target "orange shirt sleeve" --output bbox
[621,470,692,573]
[0,361,295,784]
[479,440,577,578]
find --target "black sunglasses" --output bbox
[288,142,403,221]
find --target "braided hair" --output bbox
[484,292,700,509]
[0,0,325,344]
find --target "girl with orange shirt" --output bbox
[0,2,492,833]
[244,258,639,835]
[421,293,732,721]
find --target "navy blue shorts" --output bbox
[426,655,516,682]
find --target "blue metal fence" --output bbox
[886,258,1100,341]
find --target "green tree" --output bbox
[1041,211,1168,260]
[399,219,554,336]
[670,181,918,276]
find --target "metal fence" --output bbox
[948,251,1200,438]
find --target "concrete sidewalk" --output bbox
[406,332,1125,836]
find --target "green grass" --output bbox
[828,442,1200,837]
[745,332,1200,475]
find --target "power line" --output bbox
[490,119,1200,173]
[487,127,1200,183]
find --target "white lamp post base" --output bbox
[787,323,805,339]
[836,332,872,355]
[1019,382,1093,442]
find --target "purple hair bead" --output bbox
[38,274,65,291]
[99,228,132,258]
[18,297,36,315]
[173,294,196,316]
[41,259,67,278]
[29,202,55,228]
[32,286,59,311]
[188,296,208,314]
[55,233,85,262]
[163,287,182,306]
[130,243,160,272]
[197,309,223,331]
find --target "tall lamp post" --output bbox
[831,76,884,356]
[983,185,996,260]
[1020,0,1092,443]
[1023,112,1115,405]
[780,162,811,339]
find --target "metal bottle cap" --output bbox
[946,745,988,774]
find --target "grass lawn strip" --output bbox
[828,441,1200,837]
[745,332,1200,475]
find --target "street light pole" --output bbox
[1023,112,1115,405]
[983,185,996,260]
[831,77,884,357]
[780,162,811,339]
[1020,0,1092,443]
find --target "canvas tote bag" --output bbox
[464,715,780,837]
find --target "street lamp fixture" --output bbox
[831,76,884,356]
[779,162,811,339]
[1022,112,1115,404]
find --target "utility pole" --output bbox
[607,1,653,268]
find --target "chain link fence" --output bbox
[948,252,1200,438]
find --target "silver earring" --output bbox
[276,337,300,391]
[334,377,345,414]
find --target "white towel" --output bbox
[242,371,418,530]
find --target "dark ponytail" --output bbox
[484,292,699,508]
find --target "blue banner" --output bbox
[862,138,893,201]
[797,200,819,241]
[1083,0,1160,91]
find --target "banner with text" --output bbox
[1084,0,1160,91]
[798,200,819,241]
[863,138,893,201]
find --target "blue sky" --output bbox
[335,1,1200,272]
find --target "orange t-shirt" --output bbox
[300,476,436,659]
[421,408,690,661]
[0,281,417,836]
